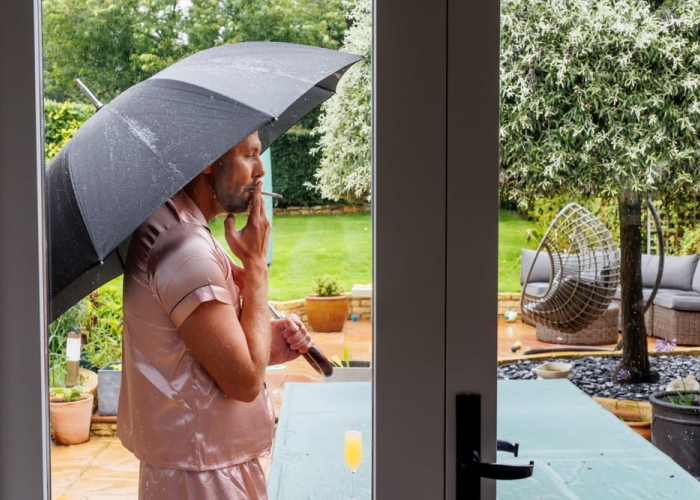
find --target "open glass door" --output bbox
[1,0,505,498]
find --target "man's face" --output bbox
[212,131,264,214]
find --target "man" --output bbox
[118,130,313,499]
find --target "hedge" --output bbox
[270,127,330,207]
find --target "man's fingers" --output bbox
[224,213,236,231]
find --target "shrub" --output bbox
[312,275,344,297]
[44,99,92,161]
[271,127,328,207]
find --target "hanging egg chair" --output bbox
[520,203,620,334]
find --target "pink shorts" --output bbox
[139,459,267,499]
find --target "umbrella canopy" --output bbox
[47,42,361,322]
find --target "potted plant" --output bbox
[328,346,372,382]
[650,389,700,479]
[595,397,651,441]
[305,275,350,332]
[49,385,94,445]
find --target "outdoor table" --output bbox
[268,380,700,499]
[267,381,372,499]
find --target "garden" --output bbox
[42,0,700,487]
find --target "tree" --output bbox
[309,0,372,203]
[500,0,700,382]
[42,0,347,103]
[42,0,186,102]
[184,0,347,53]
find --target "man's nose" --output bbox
[253,157,265,178]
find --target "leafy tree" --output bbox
[42,0,186,102]
[500,0,700,382]
[184,0,347,52]
[43,0,349,107]
[309,0,371,203]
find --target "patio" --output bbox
[49,317,699,498]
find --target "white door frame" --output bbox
[0,1,51,498]
[0,0,499,497]
[375,0,499,498]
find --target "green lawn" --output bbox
[209,208,532,301]
[498,208,534,293]
[209,212,372,301]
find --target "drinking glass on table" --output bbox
[344,419,363,499]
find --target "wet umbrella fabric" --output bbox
[47,42,360,322]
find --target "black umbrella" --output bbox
[47,42,360,377]
[47,41,360,322]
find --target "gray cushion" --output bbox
[613,286,662,303]
[653,290,700,312]
[692,261,700,293]
[520,248,551,285]
[524,282,550,297]
[641,254,699,291]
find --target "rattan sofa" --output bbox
[615,253,700,346]
[521,249,700,346]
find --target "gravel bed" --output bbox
[498,354,700,401]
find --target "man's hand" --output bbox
[224,186,270,268]
[269,314,313,365]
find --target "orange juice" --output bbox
[344,430,363,472]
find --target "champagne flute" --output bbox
[344,419,363,499]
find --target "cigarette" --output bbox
[261,190,283,199]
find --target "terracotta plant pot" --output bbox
[49,393,94,445]
[305,293,350,332]
[594,397,652,441]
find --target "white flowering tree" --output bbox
[500,0,700,382]
[309,0,372,203]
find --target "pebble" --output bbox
[498,355,699,401]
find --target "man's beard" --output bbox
[212,168,251,214]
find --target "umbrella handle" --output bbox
[268,303,333,378]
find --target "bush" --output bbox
[526,196,621,249]
[78,280,124,371]
[44,99,92,161]
[271,127,329,207]
[48,278,124,380]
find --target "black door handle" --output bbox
[456,393,534,497]
[463,450,534,480]
[496,439,519,457]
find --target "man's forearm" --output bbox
[239,263,271,373]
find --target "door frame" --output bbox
[374,0,499,498]
[0,0,500,497]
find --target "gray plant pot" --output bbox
[650,390,700,479]
[328,360,371,382]
[97,361,122,416]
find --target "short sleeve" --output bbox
[148,223,235,328]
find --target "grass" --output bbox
[94,209,529,305]
[498,208,534,293]
[209,212,372,301]
[209,208,532,300]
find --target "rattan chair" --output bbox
[520,203,620,334]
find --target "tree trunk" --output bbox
[617,190,656,383]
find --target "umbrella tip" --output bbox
[75,78,104,111]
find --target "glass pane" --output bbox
[43,1,372,497]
